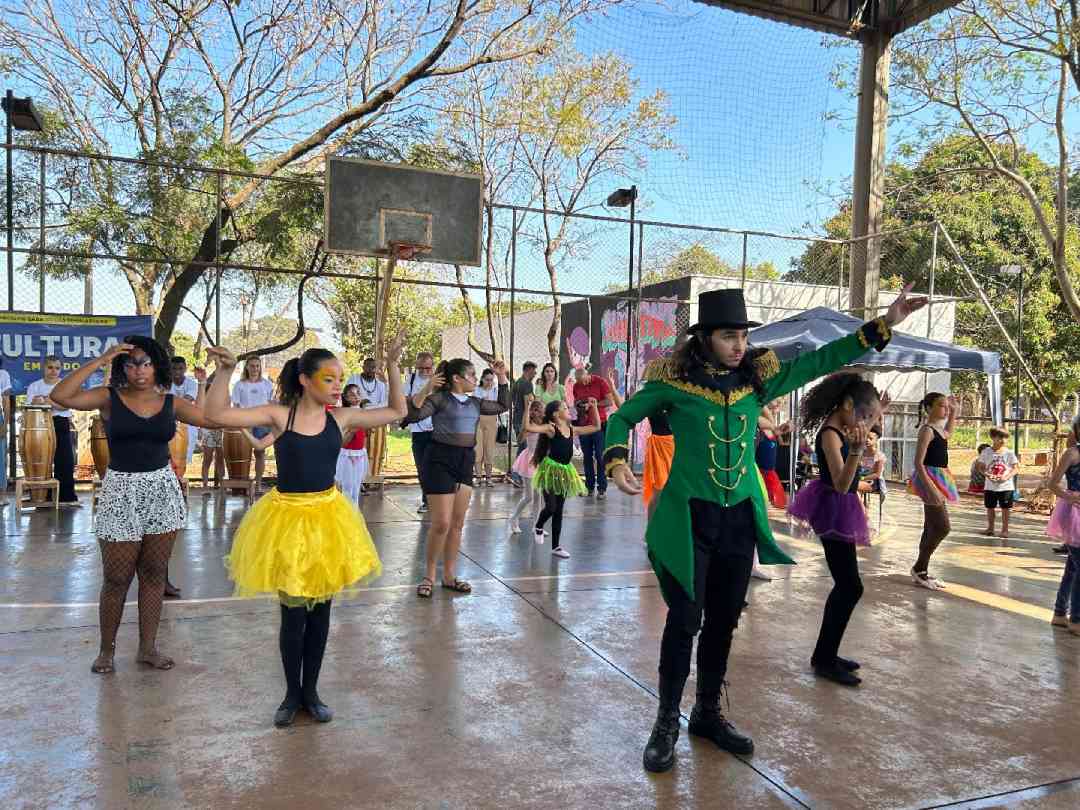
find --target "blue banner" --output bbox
[0,312,153,395]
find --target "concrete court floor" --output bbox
[2,484,1079,810]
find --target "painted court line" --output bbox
[937,581,1055,623]
[0,569,657,609]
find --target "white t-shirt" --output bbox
[0,369,11,421]
[232,378,275,409]
[346,374,388,409]
[473,385,499,402]
[405,372,433,433]
[170,376,200,461]
[979,446,1020,492]
[26,379,72,418]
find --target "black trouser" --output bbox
[812,536,863,666]
[410,430,433,503]
[537,492,566,548]
[279,600,332,705]
[52,415,76,502]
[657,499,756,695]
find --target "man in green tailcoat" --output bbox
[604,286,926,773]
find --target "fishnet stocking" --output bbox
[92,532,177,674]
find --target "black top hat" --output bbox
[688,288,761,332]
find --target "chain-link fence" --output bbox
[3,143,1059,486]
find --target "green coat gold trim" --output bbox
[604,318,891,602]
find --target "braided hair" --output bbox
[800,372,880,437]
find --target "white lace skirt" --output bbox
[96,465,187,542]
[335,448,368,504]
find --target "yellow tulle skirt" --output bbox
[225,486,382,607]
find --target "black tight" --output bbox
[537,492,566,548]
[914,504,951,573]
[279,600,332,706]
[812,537,864,666]
[95,532,177,669]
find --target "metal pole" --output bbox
[837,243,844,309]
[508,207,518,471]
[38,152,44,313]
[1015,268,1023,458]
[214,171,222,346]
[925,224,937,394]
[740,231,748,288]
[6,89,13,311]
[623,187,635,399]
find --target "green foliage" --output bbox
[792,135,1080,405]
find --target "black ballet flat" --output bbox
[304,699,333,724]
[813,662,862,687]
[274,700,301,728]
[835,656,861,672]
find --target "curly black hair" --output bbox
[669,330,767,402]
[800,372,880,437]
[110,335,171,389]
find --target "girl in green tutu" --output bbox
[527,398,602,558]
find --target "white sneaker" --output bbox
[552,546,570,558]
[534,528,545,544]
[508,520,521,534]
[750,567,772,581]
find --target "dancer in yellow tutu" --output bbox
[204,330,408,728]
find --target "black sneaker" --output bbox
[812,661,862,687]
[1053,544,1068,554]
[417,501,428,514]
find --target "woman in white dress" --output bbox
[232,356,275,490]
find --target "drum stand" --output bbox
[219,478,256,502]
[14,478,60,513]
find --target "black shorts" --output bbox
[984,490,1014,509]
[422,441,476,494]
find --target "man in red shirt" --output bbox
[572,366,614,499]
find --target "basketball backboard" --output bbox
[693,0,961,37]
[324,157,484,266]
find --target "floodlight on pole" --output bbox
[607,185,638,429]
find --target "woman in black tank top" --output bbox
[907,392,959,590]
[50,336,216,676]
[527,399,603,558]
[204,332,408,729]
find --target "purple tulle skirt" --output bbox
[788,479,871,547]
[1047,498,1080,546]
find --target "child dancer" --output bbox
[1048,415,1080,635]
[335,383,368,505]
[907,392,959,589]
[508,398,545,534]
[789,373,881,686]
[204,333,407,728]
[528,399,602,558]
[755,402,789,509]
[976,427,1019,538]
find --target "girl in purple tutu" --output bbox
[1048,415,1080,635]
[789,373,883,686]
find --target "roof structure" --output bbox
[750,306,1001,374]
[692,0,961,37]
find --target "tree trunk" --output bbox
[544,249,560,365]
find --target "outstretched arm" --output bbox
[761,284,927,401]
[335,329,410,432]
[575,402,603,436]
[603,380,675,495]
[478,361,511,415]
[204,347,287,430]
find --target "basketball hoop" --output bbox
[379,241,432,261]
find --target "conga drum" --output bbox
[223,429,252,492]
[365,425,387,481]
[168,421,188,479]
[19,406,56,503]
[90,415,110,480]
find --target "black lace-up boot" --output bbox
[643,677,685,773]
[688,679,754,756]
